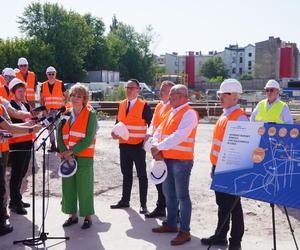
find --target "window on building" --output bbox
[248,61,252,66]
[248,53,252,57]
[232,68,236,74]
[248,66,252,70]
[175,61,178,66]
[239,57,243,63]
[174,70,178,74]
[239,68,243,74]
[232,57,236,63]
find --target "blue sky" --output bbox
[1,0,299,55]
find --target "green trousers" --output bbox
[61,162,94,217]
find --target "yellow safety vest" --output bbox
[255,99,285,124]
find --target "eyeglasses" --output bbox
[71,94,83,99]
[217,92,231,97]
[47,73,55,76]
[265,88,276,93]
[19,65,28,68]
[125,87,139,90]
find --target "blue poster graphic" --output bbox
[211,121,300,210]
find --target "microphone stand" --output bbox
[13,117,69,246]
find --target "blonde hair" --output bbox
[161,80,175,88]
[69,83,89,106]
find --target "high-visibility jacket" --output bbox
[0,85,13,101]
[210,108,248,165]
[42,80,65,110]
[8,100,33,144]
[117,99,147,144]
[16,71,36,101]
[0,75,5,86]
[159,105,198,160]
[0,104,9,152]
[255,99,285,124]
[152,102,171,134]
[62,106,96,158]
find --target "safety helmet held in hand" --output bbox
[58,158,77,178]
[148,160,168,185]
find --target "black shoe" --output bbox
[62,217,78,227]
[11,205,27,215]
[228,243,242,250]
[201,235,228,246]
[139,206,149,214]
[0,221,13,236]
[110,201,130,209]
[81,219,92,229]
[145,207,166,218]
[21,201,30,208]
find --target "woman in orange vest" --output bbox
[7,79,33,215]
[0,68,15,101]
[16,57,36,108]
[145,80,174,219]
[41,66,67,152]
[57,83,97,229]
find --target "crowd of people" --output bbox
[0,57,293,250]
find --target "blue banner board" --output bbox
[211,121,300,210]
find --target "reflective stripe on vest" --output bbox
[159,105,198,160]
[0,85,12,101]
[16,71,36,101]
[117,99,147,144]
[0,104,9,152]
[62,106,96,158]
[152,102,171,133]
[255,99,285,124]
[210,108,248,165]
[42,80,64,109]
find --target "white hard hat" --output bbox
[14,68,20,73]
[3,68,16,77]
[9,78,25,91]
[264,80,280,90]
[148,160,168,185]
[112,122,129,140]
[218,78,243,94]
[17,57,28,65]
[46,66,56,74]
[58,158,78,178]
[143,136,153,152]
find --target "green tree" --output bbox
[200,57,228,80]
[239,73,253,80]
[18,2,93,82]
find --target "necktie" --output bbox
[126,101,131,115]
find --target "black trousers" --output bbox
[9,150,31,205]
[214,191,244,244]
[155,183,166,209]
[0,156,5,222]
[119,143,148,206]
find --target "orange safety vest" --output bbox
[15,71,36,101]
[152,102,171,134]
[159,105,198,160]
[117,99,147,144]
[0,75,5,86]
[62,106,96,158]
[42,80,65,110]
[0,85,13,101]
[0,104,9,152]
[210,108,248,166]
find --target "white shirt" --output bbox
[153,102,198,151]
[147,100,170,135]
[126,97,137,112]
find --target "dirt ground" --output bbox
[1,119,300,250]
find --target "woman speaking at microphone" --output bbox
[8,78,33,215]
[57,83,97,229]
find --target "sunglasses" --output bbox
[19,65,28,68]
[265,88,276,93]
[47,73,55,76]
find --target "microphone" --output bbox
[54,106,67,120]
[40,117,54,127]
[32,106,46,112]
